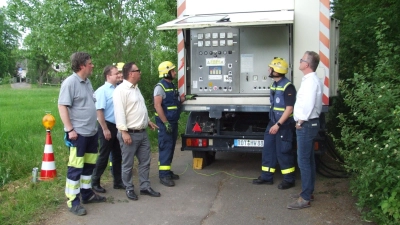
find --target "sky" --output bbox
[0,0,7,7]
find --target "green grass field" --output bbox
[0,84,185,224]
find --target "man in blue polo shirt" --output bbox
[92,65,125,193]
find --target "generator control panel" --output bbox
[189,25,291,95]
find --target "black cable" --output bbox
[316,155,347,173]
[316,156,349,178]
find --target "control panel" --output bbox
[190,27,240,94]
[189,25,291,95]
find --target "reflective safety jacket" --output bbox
[269,77,294,125]
[155,79,181,123]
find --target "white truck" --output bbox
[157,0,339,167]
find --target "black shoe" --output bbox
[160,176,175,187]
[126,190,138,201]
[278,180,295,190]
[92,185,106,193]
[252,176,273,185]
[171,171,180,180]
[113,183,126,189]
[69,204,86,216]
[140,187,161,197]
[82,193,107,204]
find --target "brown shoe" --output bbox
[289,193,314,201]
[287,197,311,210]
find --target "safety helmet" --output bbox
[269,57,288,74]
[116,62,124,72]
[158,61,176,78]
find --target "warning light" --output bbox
[42,113,56,130]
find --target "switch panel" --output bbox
[190,27,240,94]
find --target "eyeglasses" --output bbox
[131,69,141,73]
[300,59,309,64]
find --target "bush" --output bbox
[337,18,400,224]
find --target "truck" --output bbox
[157,0,339,168]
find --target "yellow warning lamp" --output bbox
[42,113,56,130]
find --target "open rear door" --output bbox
[157,10,294,30]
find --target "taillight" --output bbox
[314,142,319,151]
[186,138,208,147]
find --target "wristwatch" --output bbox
[276,122,282,127]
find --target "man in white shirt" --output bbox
[287,51,322,210]
[113,62,160,200]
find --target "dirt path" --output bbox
[10,82,31,89]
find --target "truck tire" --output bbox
[192,151,216,167]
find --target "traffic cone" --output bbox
[39,130,57,180]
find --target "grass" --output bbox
[0,83,188,225]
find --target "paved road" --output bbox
[45,150,369,225]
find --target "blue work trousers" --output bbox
[65,133,98,208]
[296,118,320,201]
[156,117,178,178]
[261,124,295,183]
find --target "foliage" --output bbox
[0,7,20,78]
[6,0,178,100]
[337,19,400,224]
[327,0,400,145]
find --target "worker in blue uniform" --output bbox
[153,61,183,187]
[253,57,297,190]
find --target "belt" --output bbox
[127,129,145,133]
[105,121,116,125]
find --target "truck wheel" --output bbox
[192,151,216,167]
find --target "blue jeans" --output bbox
[296,119,319,201]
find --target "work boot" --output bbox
[252,176,273,185]
[170,171,180,180]
[160,176,175,187]
[278,180,295,190]
[82,193,107,204]
[69,204,86,216]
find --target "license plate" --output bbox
[234,139,264,147]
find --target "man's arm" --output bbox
[154,95,168,123]
[58,104,78,140]
[97,109,111,140]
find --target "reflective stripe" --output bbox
[271,107,294,117]
[270,82,291,91]
[261,166,276,173]
[167,106,177,109]
[84,153,98,164]
[281,167,295,174]
[158,83,174,92]
[159,165,171,170]
[81,175,92,189]
[273,107,285,111]
[68,147,84,168]
[65,178,80,195]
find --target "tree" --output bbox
[6,0,177,95]
[0,7,20,79]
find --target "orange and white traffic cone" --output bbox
[39,130,57,180]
